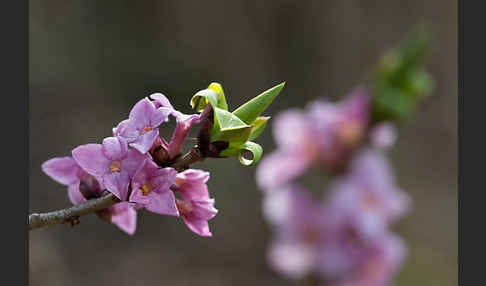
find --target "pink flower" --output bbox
[265,185,331,279]
[42,156,138,235]
[370,122,397,150]
[114,97,171,154]
[42,157,101,205]
[173,169,218,237]
[150,93,202,158]
[325,148,410,239]
[330,234,406,286]
[103,202,138,235]
[129,160,179,216]
[72,136,147,201]
[256,87,370,191]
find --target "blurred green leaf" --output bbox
[372,29,434,122]
[232,82,285,124]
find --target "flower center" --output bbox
[337,121,363,148]
[140,182,153,195]
[176,199,192,215]
[109,161,121,173]
[301,226,321,245]
[362,192,380,211]
[140,126,153,134]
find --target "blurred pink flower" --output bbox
[326,233,406,286]
[325,148,410,238]
[257,86,370,191]
[370,122,398,150]
[265,185,331,279]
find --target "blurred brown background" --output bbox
[29,1,457,285]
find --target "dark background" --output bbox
[29,1,457,285]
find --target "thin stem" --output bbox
[29,146,204,231]
[29,194,119,230]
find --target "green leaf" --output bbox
[371,29,434,123]
[232,82,285,124]
[248,116,270,141]
[190,88,219,112]
[210,107,252,144]
[190,82,229,112]
[219,141,263,166]
[208,82,228,110]
[239,141,263,166]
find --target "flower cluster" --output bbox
[42,93,217,236]
[257,87,410,285]
[40,81,285,235]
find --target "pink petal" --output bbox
[103,171,130,200]
[102,136,128,160]
[149,107,170,128]
[182,215,212,237]
[145,190,179,216]
[256,151,311,191]
[273,109,312,150]
[130,161,154,192]
[113,119,130,137]
[116,121,140,143]
[67,183,87,205]
[176,169,210,200]
[121,149,147,177]
[177,169,210,184]
[167,115,201,158]
[267,241,315,279]
[72,144,110,177]
[129,98,155,129]
[150,167,177,190]
[42,157,83,185]
[129,129,159,154]
[129,189,151,205]
[149,92,174,109]
[370,122,397,150]
[191,199,218,220]
[110,202,137,235]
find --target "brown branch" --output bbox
[29,147,204,231]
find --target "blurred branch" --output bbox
[29,147,204,231]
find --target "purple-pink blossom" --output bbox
[150,93,202,158]
[265,185,331,279]
[72,136,147,201]
[264,183,407,284]
[329,233,406,286]
[114,97,171,154]
[325,148,410,238]
[173,169,218,237]
[129,160,179,216]
[256,86,370,191]
[42,156,138,235]
[42,157,102,204]
[370,122,398,150]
